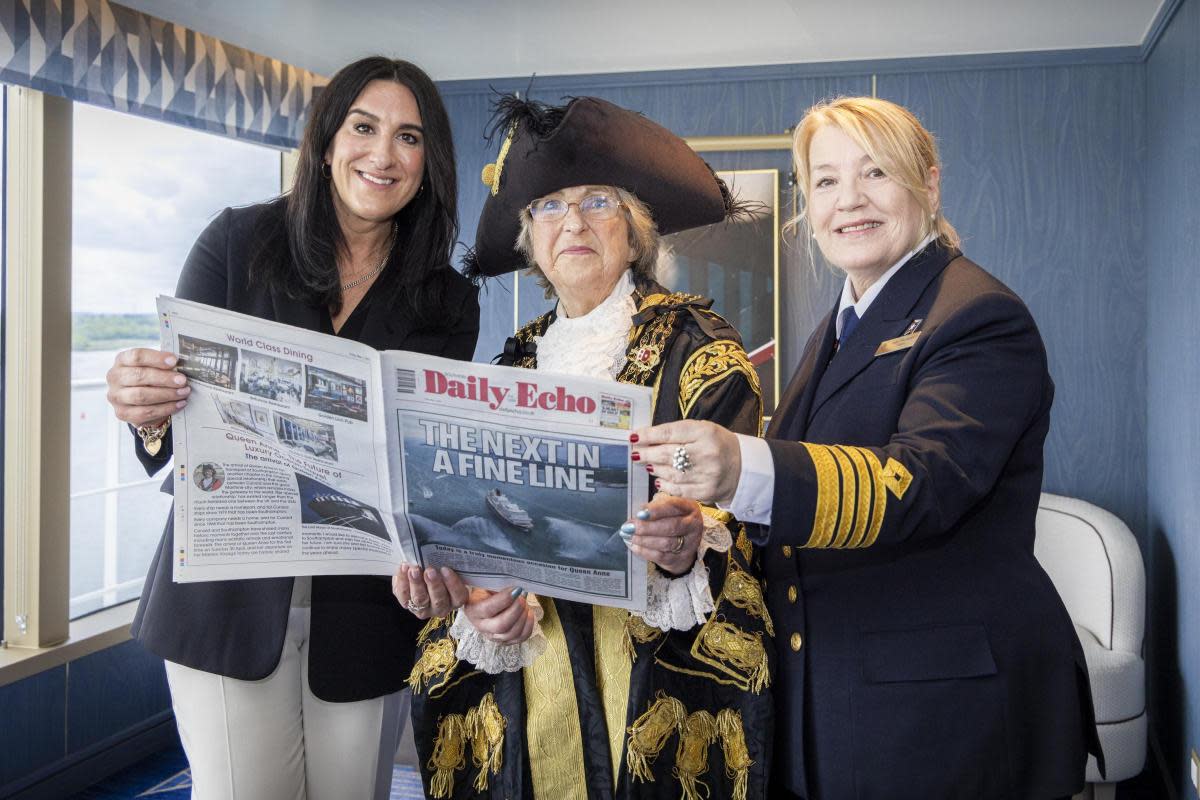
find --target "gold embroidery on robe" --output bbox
[627,693,687,783]
[716,708,754,800]
[408,637,457,695]
[428,713,468,798]
[674,710,718,800]
[465,693,506,792]
[678,340,762,418]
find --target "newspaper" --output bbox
[159,296,652,610]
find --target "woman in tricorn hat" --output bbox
[393,95,774,799]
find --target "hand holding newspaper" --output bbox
[160,296,652,610]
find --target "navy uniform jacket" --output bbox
[759,242,1101,799]
[130,199,480,702]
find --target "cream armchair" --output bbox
[1033,493,1146,800]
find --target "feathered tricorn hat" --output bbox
[466,94,745,279]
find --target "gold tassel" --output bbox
[427,713,468,799]
[721,564,775,636]
[408,637,457,694]
[694,621,772,693]
[716,709,754,800]
[673,710,718,800]
[622,614,665,660]
[417,615,448,645]
[626,693,686,783]
[465,692,506,792]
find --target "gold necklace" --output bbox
[340,222,397,291]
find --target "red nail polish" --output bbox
[629,434,639,443]
[646,465,654,473]
[655,479,662,489]
[631,452,641,461]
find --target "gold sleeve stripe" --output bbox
[678,339,762,419]
[836,446,873,548]
[856,447,888,548]
[799,444,900,549]
[801,443,839,548]
[827,446,856,548]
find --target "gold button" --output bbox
[790,632,803,651]
[787,585,798,603]
[782,545,793,557]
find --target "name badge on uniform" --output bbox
[875,331,922,357]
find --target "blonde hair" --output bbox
[516,186,660,299]
[786,96,959,250]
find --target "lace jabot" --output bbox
[534,269,636,379]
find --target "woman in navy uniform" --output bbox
[632,96,1102,799]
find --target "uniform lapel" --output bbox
[806,242,958,425]
[767,310,836,441]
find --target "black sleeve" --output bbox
[766,290,1049,549]
[442,280,481,361]
[132,208,235,476]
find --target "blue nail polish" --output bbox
[636,508,652,521]
[510,587,524,598]
[620,522,636,535]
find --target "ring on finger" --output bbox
[670,535,685,554]
[406,599,430,614]
[672,445,692,473]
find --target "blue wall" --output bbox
[1147,0,1200,792]
[0,640,172,795]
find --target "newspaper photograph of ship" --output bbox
[399,413,632,572]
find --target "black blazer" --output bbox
[760,243,1101,799]
[130,200,480,702]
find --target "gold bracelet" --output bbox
[136,417,171,456]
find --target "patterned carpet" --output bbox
[68,745,427,799]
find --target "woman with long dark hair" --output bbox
[105,56,479,799]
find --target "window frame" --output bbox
[0,87,291,684]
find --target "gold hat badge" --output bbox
[480,122,517,197]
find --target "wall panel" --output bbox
[1146,0,1200,791]
[879,64,1148,537]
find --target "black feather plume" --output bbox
[713,170,768,223]
[486,92,568,143]
[459,246,486,286]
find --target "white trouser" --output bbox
[165,582,404,800]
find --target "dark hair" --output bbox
[254,57,459,317]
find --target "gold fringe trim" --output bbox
[717,709,754,800]
[408,637,457,695]
[627,693,687,783]
[427,713,468,798]
[623,614,665,660]
[465,692,506,792]
[673,710,718,800]
[720,562,775,636]
[693,620,771,693]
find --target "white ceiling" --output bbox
[117,0,1167,81]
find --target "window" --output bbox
[69,105,281,618]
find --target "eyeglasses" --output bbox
[527,192,623,223]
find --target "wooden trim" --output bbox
[3,87,72,649]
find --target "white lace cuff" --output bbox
[448,594,547,674]
[637,511,732,631]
